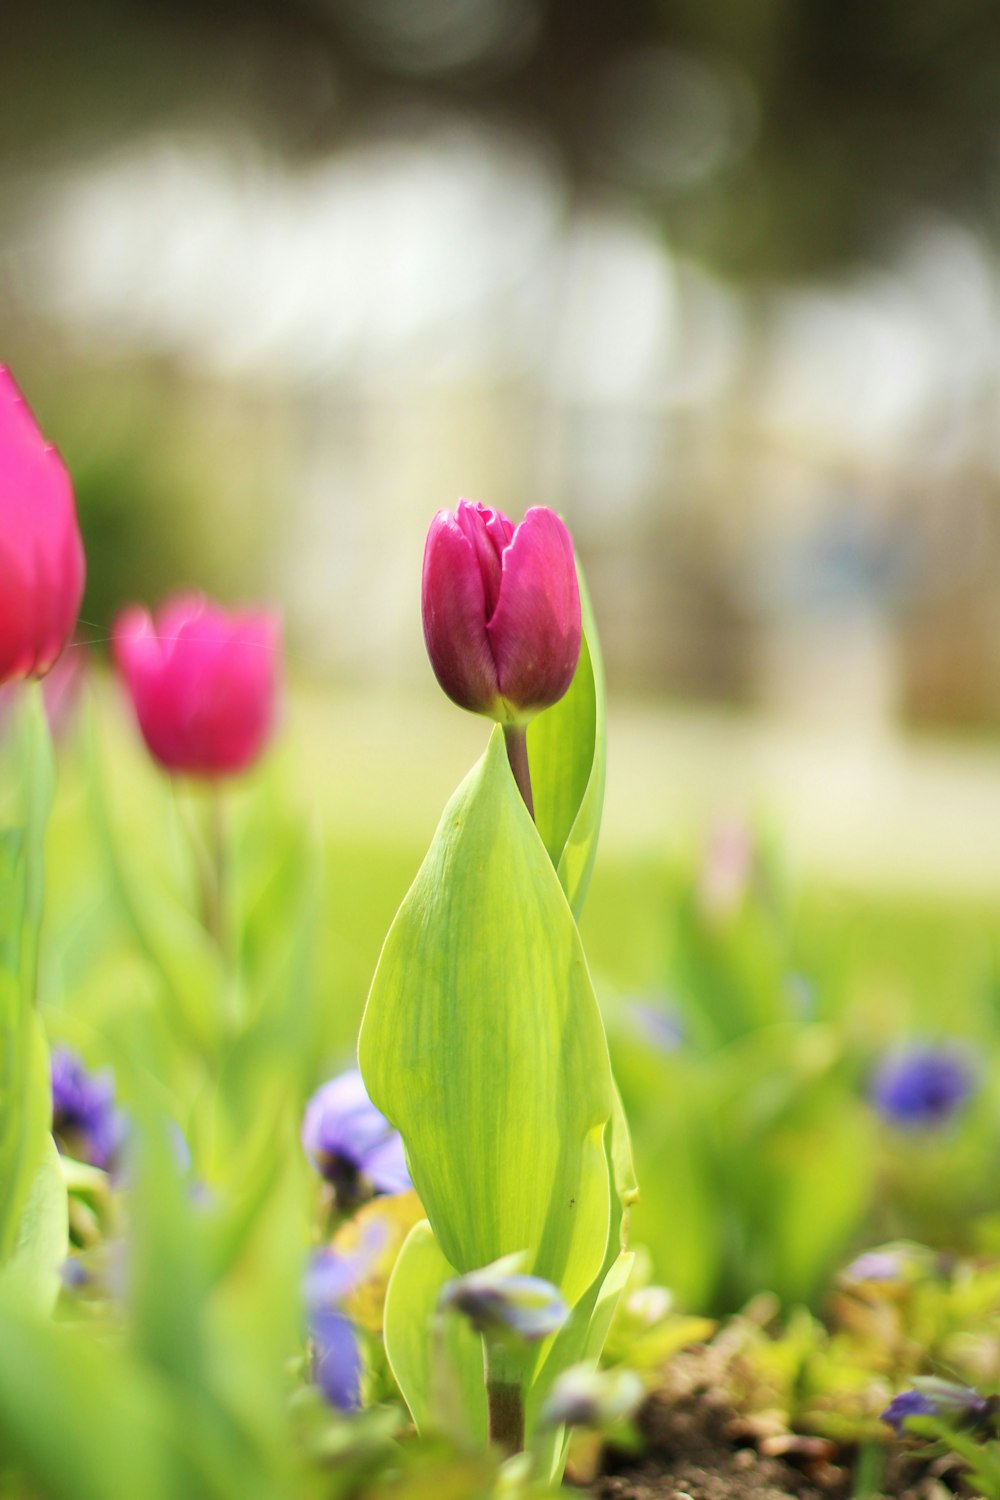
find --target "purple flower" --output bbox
[302,1070,410,1208]
[421,500,581,724]
[882,1379,989,1434]
[50,1047,127,1171]
[304,1251,364,1411]
[869,1044,975,1129]
[439,1255,569,1342]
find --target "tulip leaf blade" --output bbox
[527,1248,634,1483]
[382,1219,487,1442]
[528,564,606,920]
[0,1134,68,1315]
[359,727,614,1311]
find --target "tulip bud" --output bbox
[0,368,85,683]
[421,500,581,725]
[113,593,279,778]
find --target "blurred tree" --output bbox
[7,0,1000,280]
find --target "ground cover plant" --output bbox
[1,367,1000,1499]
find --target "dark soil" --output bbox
[582,1389,970,1500]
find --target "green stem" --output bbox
[502,724,534,821]
[484,1338,525,1453]
[486,1377,525,1455]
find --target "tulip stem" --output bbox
[502,725,534,821]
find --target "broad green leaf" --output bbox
[383,1218,487,1443]
[0,1133,68,1314]
[359,726,613,1310]
[527,567,606,920]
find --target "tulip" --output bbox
[0,368,85,683]
[113,593,279,777]
[421,500,581,725]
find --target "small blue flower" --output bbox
[439,1255,568,1342]
[869,1044,975,1129]
[50,1047,127,1171]
[882,1378,988,1434]
[302,1070,411,1207]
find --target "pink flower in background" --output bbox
[421,500,581,723]
[0,368,86,683]
[113,594,280,777]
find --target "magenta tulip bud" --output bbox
[0,368,85,684]
[421,500,582,724]
[113,593,280,777]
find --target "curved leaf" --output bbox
[382,1219,487,1442]
[527,565,606,920]
[359,727,614,1310]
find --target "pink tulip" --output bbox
[0,368,85,683]
[421,500,581,723]
[113,594,280,777]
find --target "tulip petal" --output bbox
[0,369,85,681]
[421,511,500,715]
[114,595,279,777]
[488,508,581,716]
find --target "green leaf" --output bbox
[0,687,58,1265]
[0,1134,68,1314]
[527,564,606,920]
[0,1297,175,1500]
[527,1249,635,1483]
[359,726,614,1311]
[0,979,52,1267]
[383,1218,488,1443]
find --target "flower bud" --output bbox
[438,1253,568,1342]
[540,1365,645,1430]
[113,593,279,778]
[0,368,85,683]
[882,1378,990,1434]
[421,500,581,724]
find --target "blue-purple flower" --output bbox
[302,1069,410,1209]
[304,1249,366,1412]
[869,1044,975,1130]
[882,1378,989,1434]
[50,1047,127,1171]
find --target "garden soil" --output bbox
[583,1390,972,1500]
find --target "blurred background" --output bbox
[10,0,1000,897]
[9,0,1000,1320]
